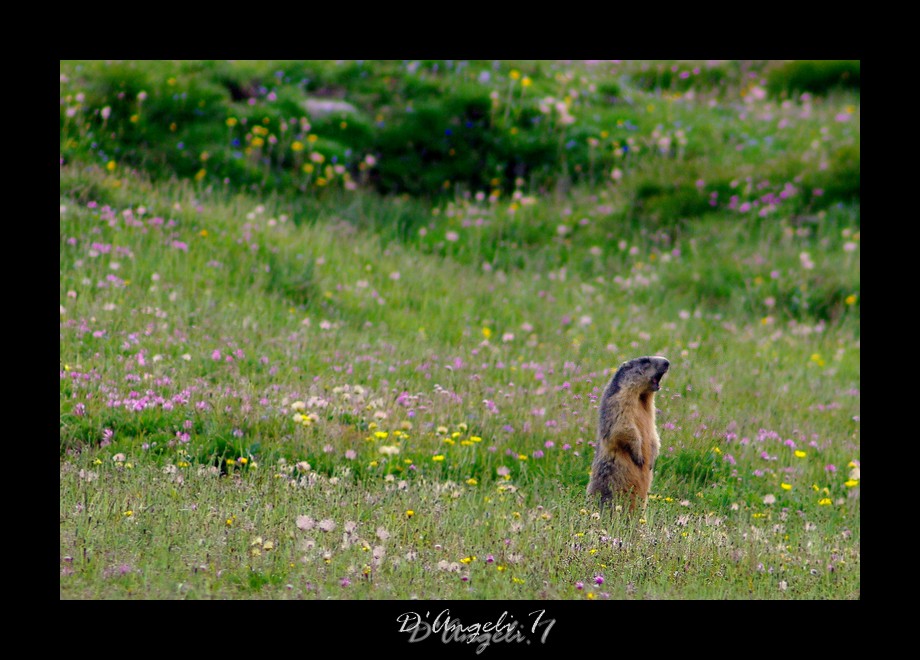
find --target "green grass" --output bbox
[60,60,859,600]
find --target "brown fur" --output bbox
[587,356,669,511]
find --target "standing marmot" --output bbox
[587,355,669,511]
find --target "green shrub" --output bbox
[60,60,860,208]
[767,60,860,97]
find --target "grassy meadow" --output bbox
[59,60,859,600]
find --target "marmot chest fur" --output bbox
[587,355,669,509]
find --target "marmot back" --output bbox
[587,355,669,511]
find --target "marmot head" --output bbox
[611,355,670,394]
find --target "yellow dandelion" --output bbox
[509,70,521,80]
[521,76,532,87]
[844,479,859,488]
[794,450,807,458]
[518,454,528,461]
[226,458,236,466]
[586,592,595,600]
[466,478,478,486]
[123,510,133,517]
[470,436,482,443]
[226,117,238,127]
[251,137,264,148]
[818,498,832,506]
[194,168,206,182]
[374,431,388,440]
[845,295,857,305]
[432,455,445,462]
[781,483,792,490]
[291,140,304,152]
[460,556,475,564]
[238,457,248,465]
[482,327,492,339]
[307,134,318,143]
[106,160,116,172]
[405,510,415,518]
[199,229,208,237]
[302,163,314,174]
